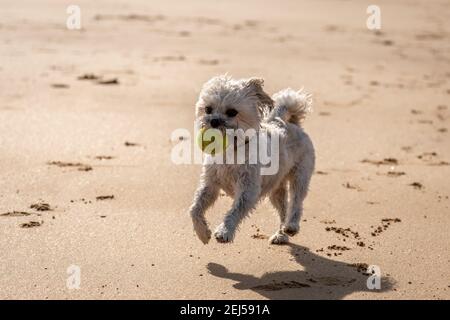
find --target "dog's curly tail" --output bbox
[266,88,312,126]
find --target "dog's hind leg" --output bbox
[283,156,314,237]
[268,181,289,245]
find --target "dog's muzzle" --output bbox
[210,118,224,128]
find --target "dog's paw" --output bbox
[269,232,289,245]
[283,223,299,237]
[193,218,211,244]
[214,224,234,243]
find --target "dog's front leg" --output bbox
[189,170,220,244]
[214,169,260,243]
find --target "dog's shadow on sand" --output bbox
[207,243,394,299]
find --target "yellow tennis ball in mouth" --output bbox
[196,128,229,155]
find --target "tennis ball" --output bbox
[196,128,229,155]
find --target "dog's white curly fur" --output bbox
[189,75,315,245]
[269,88,312,125]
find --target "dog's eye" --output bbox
[225,108,238,117]
[205,106,213,114]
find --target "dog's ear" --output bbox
[244,77,274,115]
[246,77,264,89]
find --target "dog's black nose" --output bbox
[210,118,221,128]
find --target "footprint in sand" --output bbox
[417,152,449,166]
[409,182,424,190]
[124,141,141,147]
[51,83,70,89]
[30,201,52,211]
[342,182,363,191]
[20,221,43,228]
[385,171,406,177]
[96,195,115,201]
[97,78,119,85]
[77,73,100,80]
[361,158,398,166]
[76,74,120,85]
[93,14,165,23]
[1,211,32,217]
[47,161,93,172]
[94,155,115,160]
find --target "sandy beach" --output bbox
[0,0,449,299]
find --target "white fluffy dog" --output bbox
[189,75,315,244]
